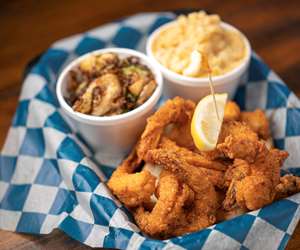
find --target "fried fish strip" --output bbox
[137,97,195,160]
[107,148,156,207]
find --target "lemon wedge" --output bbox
[191,93,228,151]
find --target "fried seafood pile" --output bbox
[107,97,300,239]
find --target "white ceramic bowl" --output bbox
[146,21,251,102]
[56,48,163,160]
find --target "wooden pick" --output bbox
[201,52,220,121]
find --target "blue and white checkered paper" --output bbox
[1,12,300,250]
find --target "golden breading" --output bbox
[223,145,289,210]
[145,149,219,235]
[137,96,195,160]
[107,97,297,239]
[224,101,241,122]
[217,121,260,163]
[107,148,156,208]
[134,170,193,238]
[241,109,270,139]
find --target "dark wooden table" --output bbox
[1,0,300,249]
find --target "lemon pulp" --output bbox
[191,93,228,151]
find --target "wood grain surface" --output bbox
[1,0,300,249]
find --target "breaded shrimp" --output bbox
[145,149,219,235]
[107,148,156,207]
[137,97,195,160]
[223,144,289,210]
[241,109,270,139]
[159,137,227,172]
[224,101,241,122]
[217,121,260,163]
[166,119,196,150]
[134,170,194,238]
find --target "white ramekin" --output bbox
[146,21,251,102]
[56,48,163,160]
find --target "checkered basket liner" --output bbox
[1,12,300,250]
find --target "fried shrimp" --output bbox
[147,145,224,188]
[133,170,194,238]
[240,109,270,139]
[145,149,219,234]
[159,137,227,172]
[223,144,289,210]
[217,121,260,163]
[165,113,196,150]
[107,148,156,207]
[137,97,195,160]
[200,120,260,162]
[224,101,241,122]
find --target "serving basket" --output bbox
[1,11,300,250]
